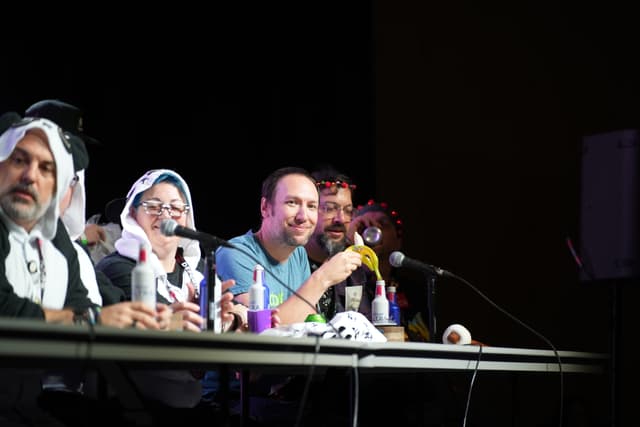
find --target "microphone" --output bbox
[389,251,449,277]
[160,219,235,249]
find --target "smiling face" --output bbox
[261,173,319,249]
[309,185,354,258]
[132,182,189,257]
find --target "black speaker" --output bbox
[579,129,640,281]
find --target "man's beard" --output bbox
[0,187,46,224]
[318,233,348,257]
[281,226,312,248]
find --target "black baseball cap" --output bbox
[25,99,96,172]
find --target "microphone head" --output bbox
[160,218,178,236]
[389,251,405,268]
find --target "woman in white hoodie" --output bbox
[96,168,238,331]
[95,168,241,408]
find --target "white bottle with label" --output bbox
[249,264,265,311]
[371,279,389,325]
[131,243,156,309]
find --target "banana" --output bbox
[346,244,382,280]
[353,231,365,247]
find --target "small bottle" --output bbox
[131,243,156,309]
[204,251,222,333]
[248,264,271,334]
[198,278,208,330]
[262,272,270,310]
[371,279,389,325]
[249,264,266,311]
[387,285,401,325]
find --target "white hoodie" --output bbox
[0,118,75,307]
[114,169,204,303]
[61,169,102,305]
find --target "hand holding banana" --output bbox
[346,231,382,280]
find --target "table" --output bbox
[0,318,609,426]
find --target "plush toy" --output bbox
[442,323,487,346]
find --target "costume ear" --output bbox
[0,112,22,135]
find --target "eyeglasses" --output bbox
[320,201,354,219]
[141,200,190,218]
[70,175,79,187]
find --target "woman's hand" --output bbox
[100,301,163,329]
[169,301,204,332]
[155,303,173,329]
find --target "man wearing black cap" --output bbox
[25,99,106,247]
[25,99,101,147]
[0,111,167,324]
[25,100,131,307]
[0,111,173,426]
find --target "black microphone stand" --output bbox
[201,245,231,425]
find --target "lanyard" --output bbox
[159,248,199,302]
[28,238,46,304]
[175,248,198,298]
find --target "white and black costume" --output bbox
[0,117,93,318]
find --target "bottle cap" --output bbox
[253,264,264,284]
[138,245,147,262]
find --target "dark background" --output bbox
[2,5,376,235]
[2,3,637,425]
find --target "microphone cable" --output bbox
[445,270,564,427]
[351,357,360,427]
[53,307,99,401]
[462,344,483,427]
[225,244,345,339]
[294,334,321,427]
[162,220,345,335]
[74,307,98,374]
[225,244,354,426]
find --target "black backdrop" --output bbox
[1,5,375,239]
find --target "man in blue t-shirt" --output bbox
[216,166,362,324]
[203,166,363,425]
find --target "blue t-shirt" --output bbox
[215,230,311,308]
[203,230,313,405]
